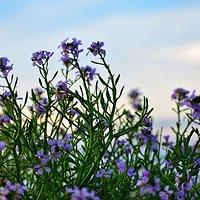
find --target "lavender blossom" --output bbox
[171,88,190,101]
[159,185,173,200]
[0,116,11,127]
[0,57,13,77]
[0,141,6,150]
[31,51,54,66]
[96,169,114,178]
[47,136,72,162]
[35,98,48,115]
[0,180,28,199]
[33,150,51,175]
[66,187,100,200]
[2,90,11,98]
[128,88,142,110]
[76,66,97,83]
[163,159,173,169]
[194,157,200,167]
[58,37,83,64]
[87,41,106,57]
[56,80,69,99]
[115,159,126,172]
[127,167,137,177]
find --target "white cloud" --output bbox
[1,5,200,123]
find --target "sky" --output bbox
[0,0,200,136]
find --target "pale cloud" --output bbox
[154,42,200,65]
[1,5,200,123]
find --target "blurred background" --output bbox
[0,0,200,137]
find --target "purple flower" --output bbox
[117,139,127,147]
[163,135,170,143]
[87,41,106,57]
[138,129,158,151]
[47,136,72,162]
[159,185,173,200]
[2,90,11,98]
[68,108,80,117]
[128,88,141,99]
[64,134,73,142]
[171,88,190,101]
[96,169,114,178]
[35,98,48,115]
[66,186,100,200]
[136,169,150,187]
[31,51,54,66]
[0,116,11,127]
[34,87,44,97]
[3,116,10,123]
[127,167,136,177]
[115,159,126,172]
[194,157,200,167]
[56,80,69,99]
[98,118,109,127]
[33,163,51,175]
[181,182,192,191]
[35,150,50,164]
[58,37,83,64]
[137,171,160,196]
[175,173,183,184]
[77,66,97,83]
[0,180,28,199]
[0,141,6,150]
[0,57,13,77]
[180,90,200,119]
[128,88,142,110]
[33,150,51,174]
[175,189,185,200]
[163,159,173,169]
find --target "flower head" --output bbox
[159,185,173,200]
[127,167,137,177]
[35,97,48,115]
[87,41,106,57]
[55,80,70,99]
[171,88,190,101]
[31,51,54,66]
[96,169,114,178]
[0,141,6,150]
[76,66,97,83]
[0,57,13,77]
[115,159,126,172]
[66,186,100,200]
[58,37,83,64]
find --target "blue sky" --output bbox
[1,0,200,135]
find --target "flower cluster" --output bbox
[87,41,106,57]
[96,169,114,178]
[136,169,160,196]
[55,80,69,99]
[0,37,199,199]
[31,51,54,66]
[0,180,28,200]
[0,116,10,127]
[58,38,83,64]
[128,88,142,111]
[0,140,6,150]
[33,150,51,175]
[171,88,190,101]
[66,187,100,200]
[172,88,200,119]
[76,66,97,83]
[48,135,72,162]
[0,57,13,77]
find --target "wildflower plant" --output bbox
[0,37,199,200]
